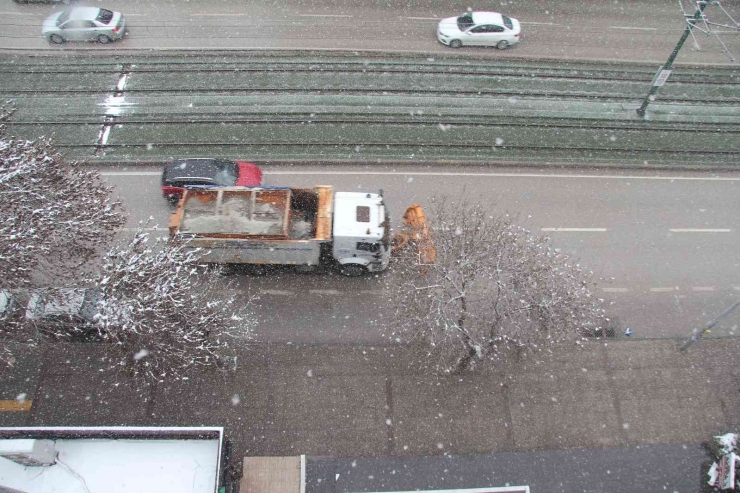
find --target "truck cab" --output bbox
[331,192,391,276]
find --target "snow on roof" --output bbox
[716,433,738,454]
[332,192,385,240]
[0,427,223,493]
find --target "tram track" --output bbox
[1,52,739,167]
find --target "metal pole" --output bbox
[679,298,740,353]
[636,1,709,117]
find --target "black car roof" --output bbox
[162,158,236,182]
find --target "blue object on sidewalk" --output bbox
[623,328,633,337]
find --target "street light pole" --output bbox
[636,1,710,117]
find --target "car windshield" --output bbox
[502,15,513,29]
[96,9,114,24]
[57,11,71,26]
[457,13,474,31]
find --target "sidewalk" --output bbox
[1,337,737,462]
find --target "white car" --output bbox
[437,11,521,49]
[42,7,126,44]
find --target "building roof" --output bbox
[0,427,223,493]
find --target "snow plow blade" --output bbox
[392,204,436,264]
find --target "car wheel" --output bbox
[49,34,65,44]
[449,39,462,49]
[97,34,112,44]
[340,264,367,277]
[496,40,510,50]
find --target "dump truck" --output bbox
[168,185,391,276]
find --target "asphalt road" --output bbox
[306,444,707,493]
[1,0,739,64]
[101,164,740,342]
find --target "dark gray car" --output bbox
[25,288,103,340]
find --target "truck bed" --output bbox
[171,186,332,240]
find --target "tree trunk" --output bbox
[454,342,478,374]
[453,293,474,374]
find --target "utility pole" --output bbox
[636,1,710,117]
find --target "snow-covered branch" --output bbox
[92,231,254,383]
[0,107,125,289]
[386,197,608,374]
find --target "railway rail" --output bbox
[2,56,739,102]
[1,52,739,168]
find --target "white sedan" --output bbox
[437,11,521,49]
[42,7,126,44]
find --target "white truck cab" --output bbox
[331,192,392,275]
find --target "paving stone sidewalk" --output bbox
[1,337,737,462]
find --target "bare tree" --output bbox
[0,107,125,289]
[386,197,607,374]
[92,231,254,383]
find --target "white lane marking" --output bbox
[520,22,563,26]
[299,14,353,17]
[261,290,293,296]
[602,287,629,293]
[692,286,715,292]
[650,287,679,292]
[609,26,658,31]
[100,95,136,117]
[99,171,740,182]
[669,228,731,233]
[119,227,168,231]
[262,171,740,182]
[406,16,441,20]
[116,73,129,92]
[102,172,160,176]
[196,13,252,16]
[541,228,607,232]
[309,289,342,295]
[98,126,112,146]
[0,12,36,16]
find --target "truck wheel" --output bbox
[295,264,317,274]
[340,264,367,277]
